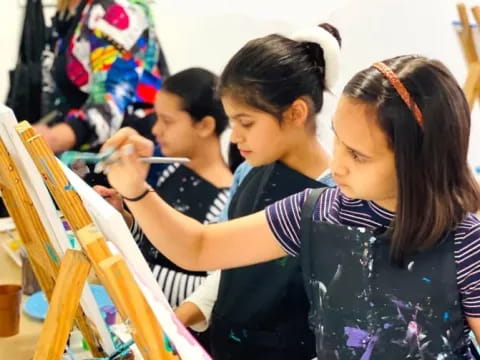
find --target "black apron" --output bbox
[211,162,326,360]
[300,188,477,359]
[139,165,227,276]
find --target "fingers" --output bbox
[93,185,117,197]
[100,128,154,165]
[126,134,155,157]
[100,127,140,153]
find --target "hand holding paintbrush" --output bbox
[60,149,189,174]
[88,128,166,200]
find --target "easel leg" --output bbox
[33,250,91,360]
[100,255,177,360]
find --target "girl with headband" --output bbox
[103,54,480,358]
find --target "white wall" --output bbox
[1,0,479,168]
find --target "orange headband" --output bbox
[372,62,423,127]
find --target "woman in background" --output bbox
[35,0,166,153]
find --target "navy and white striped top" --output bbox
[265,187,480,317]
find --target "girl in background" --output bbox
[96,68,233,310]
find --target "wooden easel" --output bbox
[456,3,480,109]
[0,138,106,358]
[0,120,179,359]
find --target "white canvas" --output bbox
[63,162,212,360]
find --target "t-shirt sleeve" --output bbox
[456,216,480,317]
[265,188,312,257]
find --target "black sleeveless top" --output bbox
[211,162,327,359]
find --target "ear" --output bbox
[195,115,216,138]
[282,98,309,127]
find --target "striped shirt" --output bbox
[265,187,480,317]
[131,163,230,307]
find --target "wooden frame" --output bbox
[456,3,480,109]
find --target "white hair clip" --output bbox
[287,26,341,90]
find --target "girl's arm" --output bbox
[175,271,221,331]
[467,317,480,344]
[126,192,284,271]
[102,129,286,271]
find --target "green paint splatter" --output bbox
[229,330,241,343]
[276,257,289,267]
[67,234,77,249]
[46,243,59,263]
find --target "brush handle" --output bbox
[139,157,190,164]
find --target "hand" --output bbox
[100,128,154,199]
[93,185,124,212]
[93,185,133,227]
[33,123,76,153]
[33,123,49,136]
[174,302,206,327]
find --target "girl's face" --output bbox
[152,90,200,158]
[331,96,398,210]
[222,95,293,167]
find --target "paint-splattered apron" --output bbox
[211,162,324,359]
[300,188,476,359]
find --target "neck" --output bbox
[185,137,228,177]
[279,134,330,180]
[372,197,397,213]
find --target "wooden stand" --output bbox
[16,121,177,359]
[33,250,91,360]
[0,121,179,359]
[0,138,106,357]
[456,3,480,109]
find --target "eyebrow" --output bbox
[156,112,174,121]
[229,113,252,120]
[331,122,372,159]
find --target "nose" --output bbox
[229,123,244,145]
[330,144,349,179]
[152,119,164,138]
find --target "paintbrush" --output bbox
[60,150,190,166]
[60,150,190,174]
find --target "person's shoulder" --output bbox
[234,161,253,177]
[453,213,480,259]
[232,161,253,185]
[297,186,341,210]
[455,213,480,239]
[317,171,336,187]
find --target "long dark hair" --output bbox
[162,67,228,136]
[218,23,341,129]
[162,67,240,172]
[344,55,480,265]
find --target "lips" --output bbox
[239,150,251,157]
